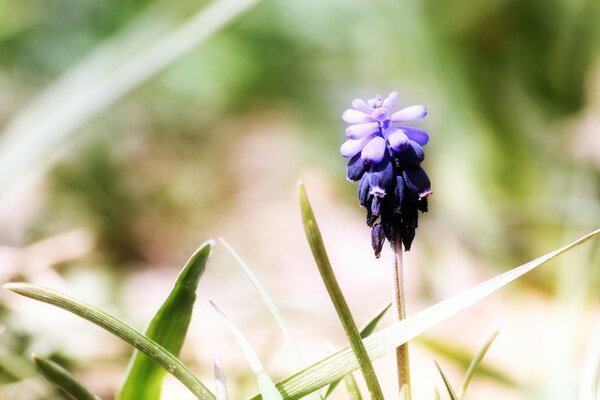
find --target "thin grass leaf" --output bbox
[343,373,363,400]
[417,335,513,389]
[298,182,384,400]
[0,0,261,196]
[360,304,391,338]
[213,340,228,400]
[457,330,499,399]
[435,361,459,400]
[249,228,600,400]
[579,317,600,400]
[32,354,100,400]
[323,304,391,399]
[118,241,213,400]
[210,301,282,400]
[219,238,321,400]
[434,388,442,400]
[4,283,215,400]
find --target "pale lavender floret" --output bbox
[352,99,374,114]
[342,109,374,124]
[345,122,379,139]
[340,136,371,158]
[382,91,399,108]
[388,129,410,150]
[371,107,389,122]
[361,136,386,164]
[391,105,427,122]
[367,95,384,108]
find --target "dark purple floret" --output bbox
[341,92,432,255]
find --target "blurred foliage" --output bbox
[0,0,599,398]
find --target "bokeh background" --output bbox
[0,0,599,399]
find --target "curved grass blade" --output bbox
[210,301,282,400]
[343,373,363,400]
[32,354,100,400]
[298,182,384,400]
[323,304,391,399]
[218,239,306,367]
[4,283,215,400]
[417,335,512,389]
[219,238,321,400]
[213,340,228,400]
[435,361,458,400]
[457,330,499,399]
[0,0,262,196]
[118,240,214,400]
[249,228,600,400]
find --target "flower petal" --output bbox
[342,109,374,124]
[388,129,410,150]
[382,91,399,108]
[358,174,371,207]
[340,136,371,158]
[369,156,394,196]
[345,122,379,139]
[371,224,385,258]
[352,99,373,114]
[399,127,429,146]
[395,141,424,165]
[391,105,427,122]
[402,165,432,198]
[361,136,386,164]
[346,154,368,181]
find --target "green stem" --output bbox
[392,238,411,400]
[298,183,384,400]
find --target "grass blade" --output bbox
[249,228,600,400]
[457,330,499,399]
[418,335,513,389]
[118,241,213,400]
[4,283,215,400]
[323,304,391,399]
[298,182,384,400]
[213,341,229,400]
[579,318,600,400]
[343,373,363,400]
[435,361,459,400]
[32,354,100,400]
[219,238,321,400]
[210,301,282,400]
[0,0,261,196]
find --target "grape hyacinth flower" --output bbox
[341,92,432,257]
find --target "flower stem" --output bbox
[392,237,411,400]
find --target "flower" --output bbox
[341,92,432,256]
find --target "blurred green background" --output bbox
[0,0,599,399]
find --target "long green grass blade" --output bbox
[323,304,391,399]
[343,373,363,400]
[4,283,215,400]
[219,238,321,400]
[298,182,384,400]
[32,354,100,400]
[249,228,600,400]
[457,330,499,399]
[417,335,513,389]
[0,0,262,197]
[435,361,459,400]
[210,301,282,400]
[118,240,213,400]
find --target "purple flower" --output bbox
[340,92,429,168]
[340,92,432,255]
